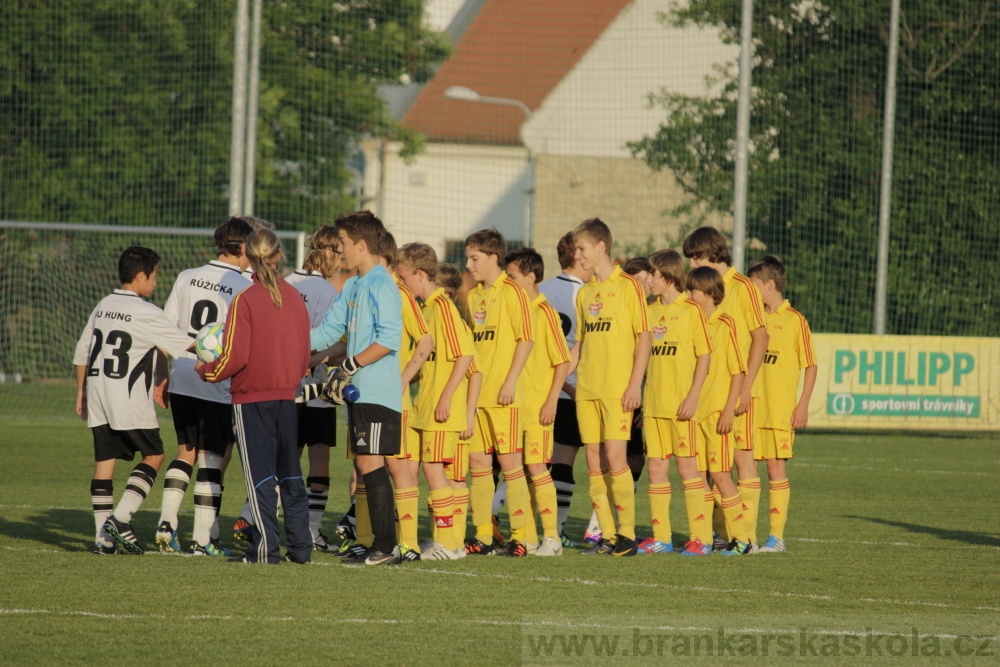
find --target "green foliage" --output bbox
[630,1,1000,335]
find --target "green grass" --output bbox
[1,384,999,664]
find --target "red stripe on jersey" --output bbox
[685,298,713,353]
[733,273,766,330]
[436,295,463,358]
[540,301,571,363]
[719,314,746,372]
[505,277,534,342]
[789,307,816,367]
[622,272,650,330]
[398,282,429,336]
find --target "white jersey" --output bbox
[539,272,585,398]
[163,260,251,403]
[73,290,192,431]
[286,269,339,408]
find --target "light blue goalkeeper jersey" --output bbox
[310,264,402,412]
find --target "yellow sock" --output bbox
[531,472,558,539]
[395,486,419,552]
[452,486,470,544]
[702,491,715,544]
[525,476,538,546]
[712,487,728,541]
[611,467,635,540]
[354,485,373,548]
[720,493,749,543]
[768,478,790,540]
[738,477,762,545]
[429,487,455,550]
[648,482,672,543]
[469,468,494,544]
[504,468,532,543]
[588,469,616,538]
[682,479,705,544]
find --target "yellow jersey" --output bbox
[644,293,712,419]
[696,309,746,422]
[575,266,650,402]
[719,267,765,395]
[467,271,533,408]
[396,274,430,412]
[760,300,816,430]
[522,294,571,429]
[414,288,477,431]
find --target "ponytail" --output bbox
[245,229,285,308]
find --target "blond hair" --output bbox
[303,225,340,278]
[398,243,439,280]
[436,264,463,304]
[246,229,285,307]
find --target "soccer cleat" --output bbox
[712,534,729,551]
[581,529,602,547]
[560,532,578,549]
[580,538,614,555]
[758,535,787,553]
[312,533,338,553]
[680,538,714,557]
[341,543,370,563]
[332,538,359,558]
[612,535,638,557]
[365,546,401,566]
[421,542,459,561]
[103,516,143,555]
[718,539,753,556]
[636,537,674,554]
[501,539,528,558]
[210,538,232,557]
[464,538,497,556]
[190,541,228,557]
[399,543,421,562]
[233,517,253,543]
[155,521,182,553]
[335,514,356,542]
[491,514,506,548]
[283,553,309,564]
[532,536,564,557]
[92,542,118,555]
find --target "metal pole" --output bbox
[525,149,535,246]
[874,0,901,335]
[731,0,754,273]
[228,0,250,216]
[243,0,263,215]
[295,231,306,270]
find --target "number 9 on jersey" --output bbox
[195,322,225,363]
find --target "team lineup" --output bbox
[74,211,817,563]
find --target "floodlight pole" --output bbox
[228,0,250,216]
[731,0,754,273]
[874,0,901,335]
[243,0,263,215]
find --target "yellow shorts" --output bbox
[446,438,469,482]
[733,397,758,452]
[471,407,521,456]
[576,398,632,445]
[420,429,457,464]
[758,428,794,460]
[391,409,421,460]
[698,412,734,473]
[644,416,700,459]
[523,429,553,465]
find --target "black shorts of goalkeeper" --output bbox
[347,403,401,456]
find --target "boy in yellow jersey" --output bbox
[570,218,651,557]
[641,250,712,555]
[685,267,754,556]
[396,245,481,560]
[747,255,817,553]
[464,228,535,557]
[505,248,572,557]
[683,227,767,546]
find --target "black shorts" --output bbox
[297,404,336,447]
[627,424,645,457]
[347,403,401,456]
[169,393,234,457]
[92,424,164,462]
[553,398,583,448]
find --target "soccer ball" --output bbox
[195,322,225,363]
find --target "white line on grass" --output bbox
[794,462,996,476]
[792,537,1000,551]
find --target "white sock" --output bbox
[158,459,192,530]
[113,464,156,523]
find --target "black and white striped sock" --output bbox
[112,463,156,523]
[91,479,114,545]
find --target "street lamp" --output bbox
[444,85,535,246]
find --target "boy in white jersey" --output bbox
[75,246,194,555]
[155,216,253,556]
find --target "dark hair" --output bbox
[682,226,731,265]
[215,216,254,257]
[381,231,398,267]
[622,257,651,276]
[437,263,463,303]
[572,217,612,252]
[648,249,686,292]
[747,254,787,292]
[234,215,274,231]
[336,210,387,257]
[686,266,725,305]
[556,231,576,270]
[464,228,507,264]
[398,242,439,280]
[505,247,544,283]
[118,246,160,285]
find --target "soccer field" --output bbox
[1,384,998,664]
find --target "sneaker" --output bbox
[451,547,467,560]
[464,538,497,556]
[612,535,638,557]
[559,532,578,549]
[581,530,602,547]
[233,517,253,543]
[758,535,787,553]
[712,534,729,551]
[501,539,528,557]
[190,541,228,557]
[365,546,401,566]
[636,537,674,554]
[533,536,564,557]
[155,521,182,553]
[580,538,614,555]
[718,538,753,556]
[421,542,459,561]
[312,533,338,553]
[491,514,506,548]
[103,516,143,555]
[210,538,232,557]
[335,514,356,542]
[332,538,361,558]
[399,543,421,562]
[680,538,712,556]
[92,542,118,555]
[341,543,370,563]
[680,538,714,557]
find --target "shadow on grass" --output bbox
[0,509,94,552]
[844,515,1000,548]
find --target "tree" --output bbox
[629,1,1000,335]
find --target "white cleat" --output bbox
[532,536,564,557]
